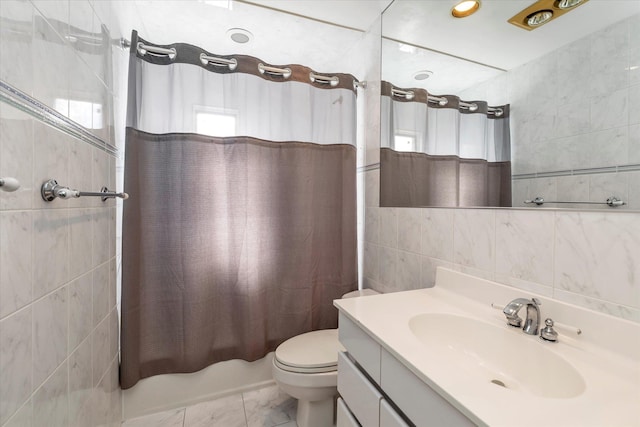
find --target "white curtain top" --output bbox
[126,33,358,146]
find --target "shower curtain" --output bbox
[120,32,358,389]
[380,81,511,207]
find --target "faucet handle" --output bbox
[506,315,522,328]
[503,297,542,331]
[540,318,558,342]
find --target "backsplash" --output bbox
[363,180,640,322]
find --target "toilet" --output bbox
[272,289,379,427]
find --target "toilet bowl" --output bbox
[272,289,379,427]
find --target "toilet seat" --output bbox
[274,329,344,374]
[272,290,379,427]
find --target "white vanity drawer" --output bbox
[337,397,361,427]
[380,399,409,427]
[380,349,475,427]
[338,351,382,427]
[339,313,381,384]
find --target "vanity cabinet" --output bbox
[337,313,475,427]
[379,400,410,427]
[337,397,360,427]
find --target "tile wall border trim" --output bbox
[0,79,119,157]
[513,164,640,180]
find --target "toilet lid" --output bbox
[275,329,344,373]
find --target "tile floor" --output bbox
[121,384,297,427]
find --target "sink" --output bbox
[409,313,586,398]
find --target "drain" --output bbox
[490,379,507,388]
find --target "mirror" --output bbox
[380,0,640,210]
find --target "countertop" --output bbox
[334,268,640,427]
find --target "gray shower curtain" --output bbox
[120,32,357,389]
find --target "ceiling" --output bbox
[380,38,505,94]
[121,0,639,92]
[126,0,389,76]
[245,0,640,71]
[382,0,640,70]
[246,0,640,94]
[240,0,392,31]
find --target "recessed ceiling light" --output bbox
[227,28,253,44]
[398,43,417,54]
[556,0,584,9]
[451,0,481,18]
[413,70,433,81]
[198,0,233,9]
[526,9,554,27]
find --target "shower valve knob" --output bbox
[0,177,20,192]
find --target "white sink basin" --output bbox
[409,313,586,399]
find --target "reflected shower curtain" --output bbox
[120,32,357,389]
[380,81,511,207]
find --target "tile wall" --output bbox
[0,0,131,425]
[363,202,640,322]
[348,16,382,288]
[364,14,640,323]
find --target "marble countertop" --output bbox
[334,268,640,427]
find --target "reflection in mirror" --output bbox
[1,7,113,142]
[29,13,112,141]
[381,0,640,210]
[380,81,511,207]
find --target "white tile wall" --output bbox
[364,203,640,322]
[452,209,495,272]
[0,0,125,426]
[351,16,382,288]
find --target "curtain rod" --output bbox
[134,41,361,89]
[391,87,504,117]
[127,36,366,91]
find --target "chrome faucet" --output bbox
[502,298,541,335]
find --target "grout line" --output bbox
[493,209,497,277]
[551,210,557,300]
[241,389,250,427]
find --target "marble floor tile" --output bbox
[243,385,297,427]
[183,394,246,427]
[121,385,299,427]
[122,408,185,427]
